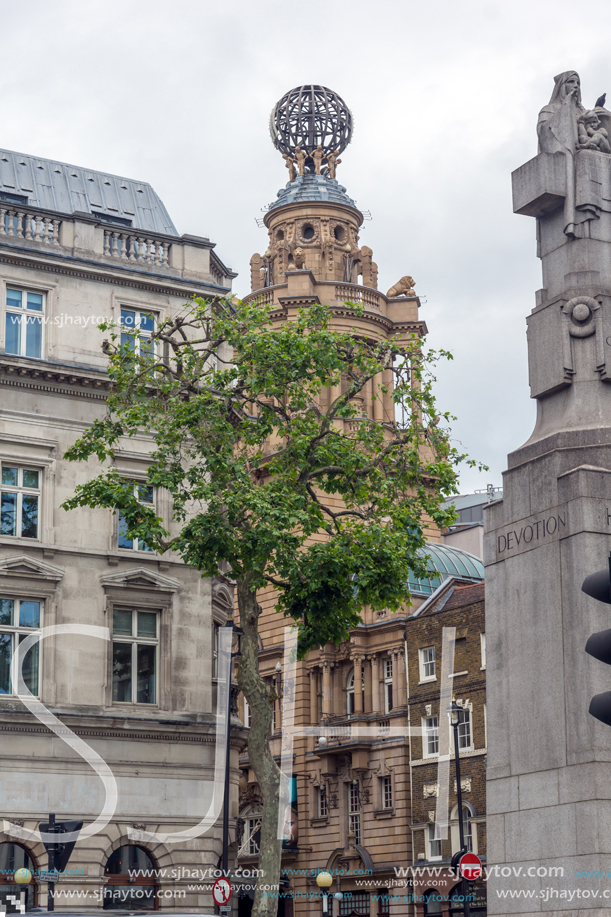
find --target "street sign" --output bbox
[212,878,232,906]
[459,852,483,882]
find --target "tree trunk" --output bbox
[236,575,282,917]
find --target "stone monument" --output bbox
[486,70,611,913]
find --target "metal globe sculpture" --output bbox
[270,85,353,159]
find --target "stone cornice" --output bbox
[0,354,110,400]
[0,242,230,296]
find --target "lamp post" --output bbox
[14,868,32,912]
[222,621,244,876]
[449,700,470,917]
[316,871,333,915]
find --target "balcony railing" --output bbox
[103,229,170,266]
[0,208,60,245]
[334,283,385,310]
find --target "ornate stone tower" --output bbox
[247,84,423,425]
[486,71,611,914]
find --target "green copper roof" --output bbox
[407,542,484,597]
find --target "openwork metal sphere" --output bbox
[270,85,353,157]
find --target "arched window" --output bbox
[450,803,476,854]
[423,888,443,915]
[104,845,157,910]
[347,669,355,715]
[0,843,36,910]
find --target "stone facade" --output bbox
[486,70,611,915]
[0,151,244,911]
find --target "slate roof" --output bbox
[0,148,179,236]
[441,581,485,610]
[268,173,358,212]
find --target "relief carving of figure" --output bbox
[313,144,325,175]
[327,149,341,180]
[577,110,611,153]
[386,275,416,298]
[294,146,307,177]
[283,153,297,182]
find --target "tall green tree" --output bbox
[63,296,474,917]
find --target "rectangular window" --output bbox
[243,694,252,728]
[5,288,44,359]
[481,633,486,668]
[382,775,393,809]
[419,646,436,680]
[423,715,439,757]
[428,823,442,860]
[118,483,154,552]
[455,709,472,750]
[384,658,393,714]
[120,308,156,359]
[212,622,220,679]
[349,782,361,845]
[0,597,41,695]
[112,608,158,705]
[339,892,369,916]
[0,465,40,539]
[248,816,261,855]
[317,785,328,818]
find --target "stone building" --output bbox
[235,86,487,917]
[0,148,242,911]
[406,580,487,917]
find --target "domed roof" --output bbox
[407,542,484,597]
[268,173,358,212]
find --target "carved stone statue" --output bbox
[293,247,305,269]
[577,110,611,153]
[294,146,307,177]
[313,144,325,175]
[386,275,416,298]
[327,149,341,180]
[283,153,297,182]
[537,71,586,237]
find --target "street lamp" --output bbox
[316,871,333,914]
[222,621,244,875]
[448,699,470,917]
[14,868,32,912]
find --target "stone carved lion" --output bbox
[386,275,416,298]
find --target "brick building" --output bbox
[407,580,487,917]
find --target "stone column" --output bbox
[322,663,332,719]
[309,668,318,725]
[363,657,372,713]
[370,655,381,714]
[394,649,406,709]
[353,656,364,715]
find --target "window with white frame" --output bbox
[0,598,41,695]
[316,785,328,818]
[212,622,220,679]
[451,804,475,854]
[242,694,252,728]
[427,823,442,860]
[349,782,361,845]
[381,775,393,809]
[423,715,439,757]
[120,308,155,359]
[384,658,394,714]
[118,484,154,552]
[453,708,472,750]
[0,465,40,539]
[480,633,486,669]
[238,812,262,857]
[5,288,44,359]
[112,608,158,704]
[419,646,436,681]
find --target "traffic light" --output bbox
[583,552,611,725]
[39,815,83,873]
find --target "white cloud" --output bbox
[2,0,611,490]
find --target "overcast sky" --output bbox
[3,0,611,492]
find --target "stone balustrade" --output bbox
[333,282,385,310]
[0,207,60,244]
[103,229,170,266]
